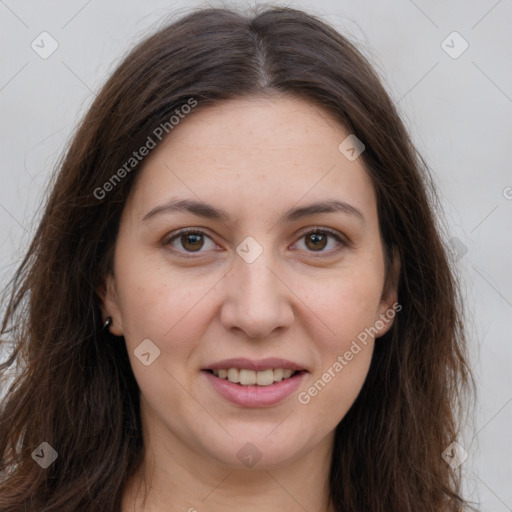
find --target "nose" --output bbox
[219,250,295,340]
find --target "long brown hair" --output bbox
[0,6,474,511]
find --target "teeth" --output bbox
[239,369,256,385]
[273,368,284,382]
[283,369,293,379]
[256,369,274,386]
[211,368,299,386]
[227,368,239,383]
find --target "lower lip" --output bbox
[203,370,307,407]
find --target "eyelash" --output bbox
[163,227,347,258]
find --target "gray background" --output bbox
[1,0,511,509]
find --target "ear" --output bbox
[374,247,401,338]
[97,272,125,336]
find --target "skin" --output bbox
[99,94,399,512]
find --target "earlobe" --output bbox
[376,247,401,338]
[96,273,124,336]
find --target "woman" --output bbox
[0,6,474,511]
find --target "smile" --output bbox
[203,368,307,407]
[209,368,300,386]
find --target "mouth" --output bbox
[202,359,308,407]
[204,368,307,387]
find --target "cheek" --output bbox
[299,288,376,423]
[301,261,385,347]
[112,242,222,368]
[118,271,216,348]
[303,347,373,431]
[114,266,217,422]
[295,263,383,415]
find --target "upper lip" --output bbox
[203,358,307,372]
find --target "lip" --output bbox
[203,357,306,372]
[203,369,307,407]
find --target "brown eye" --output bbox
[305,232,328,251]
[165,229,216,254]
[180,232,204,252]
[294,228,346,255]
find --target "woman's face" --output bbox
[101,95,398,470]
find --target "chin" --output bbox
[198,424,315,470]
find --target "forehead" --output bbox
[160,94,348,155]
[125,95,378,227]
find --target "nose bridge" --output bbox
[237,250,278,296]
[220,241,293,338]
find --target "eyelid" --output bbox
[163,226,348,256]
[291,226,348,255]
[163,227,220,256]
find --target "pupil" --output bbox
[307,233,326,250]
[183,234,203,251]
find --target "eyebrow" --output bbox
[141,198,366,224]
